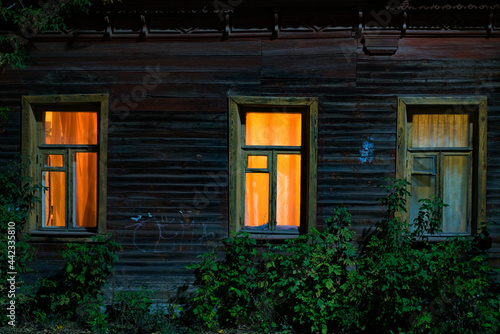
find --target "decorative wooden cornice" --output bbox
[395,4,500,10]
[2,4,497,56]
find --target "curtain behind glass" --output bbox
[43,111,98,228]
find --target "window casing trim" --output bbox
[21,94,108,240]
[228,96,318,236]
[396,96,487,235]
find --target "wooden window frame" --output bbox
[396,96,487,236]
[228,96,318,238]
[21,94,108,242]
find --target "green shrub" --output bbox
[78,294,109,334]
[350,177,500,334]
[0,158,121,332]
[185,177,500,334]
[262,207,357,333]
[0,158,42,326]
[106,288,175,334]
[0,157,44,230]
[186,233,259,329]
[0,157,121,329]
[185,209,357,333]
[20,234,121,329]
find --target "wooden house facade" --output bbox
[1,0,500,298]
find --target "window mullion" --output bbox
[437,152,443,228]
[67,148,72,231]
[36,150,41,228]
[66,148,76,230]
[438,152,443,200]
[270,151,277,231]
[468,152,473,231]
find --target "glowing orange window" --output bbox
[44,111,97,145]
[246,112,301,146]
[248,155,268,169]
[41,111,98,229]
[243,112,302,232]
[276,154,301,229]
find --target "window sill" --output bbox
[411,233,472,243]
[246,232,300,241]
[25,230,104,243]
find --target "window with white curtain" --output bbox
[397,97,487,235]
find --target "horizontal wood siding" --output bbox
[1,33,500,293]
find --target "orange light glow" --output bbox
[44,155,63,167]
[248,155,268,169]
[246,112,301,146]
[75,153,97,228]
[245,173,269,228]
[44,111,97,145]
[277,154,301,228]
[43,171,66,227]
[42,111,98,228]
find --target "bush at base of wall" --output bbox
[184,178,500,334]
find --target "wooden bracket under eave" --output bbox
[140,15,149,40]
[103,16,112,40]
[354,11,363,39]
[487,11,493,38]
[222,14,231,40]
[271,9,280,40]
[362,33,399,56]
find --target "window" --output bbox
[229,96,318,237]
[397,97,487,234]
[22,94,108,239]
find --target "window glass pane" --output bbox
[44,111,98,145]
[44,154,63,167]
[277,154,301,230]
[245,173,269,229]
[442,155,469,233]
[74,152,97,228]
[42,171,65,227]
[246,112,301,146]
[412,156,436,174]
[412,114,469,148]
[248,155,267,169]
[409,174,436,226]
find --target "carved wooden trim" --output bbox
[356,11,363,38]
[272,9,279,40]
[395,4,500,10]
[140,15,148,39]
[20,8,499,45]
[103,16,112,40]
[402,11,407,37]
[487,11,494,37]
[223,13,231,40]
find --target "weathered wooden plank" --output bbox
[1,70,262,86]
[262,38,357,56]
[30,40,263,57]
[28,55,262,72]
[262,55,356,79]
[392,38,500,60]
[110,83,260,99]
[110,97,227,112]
